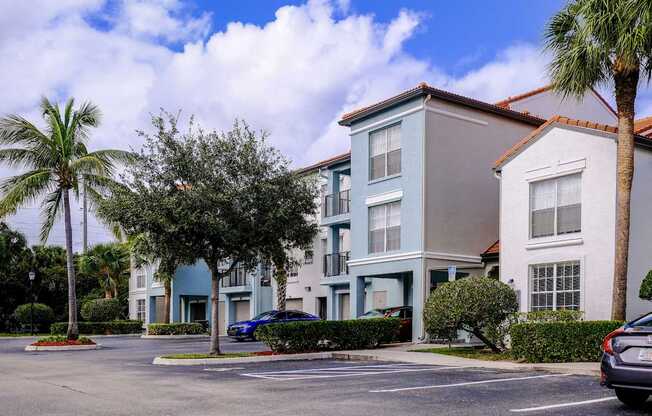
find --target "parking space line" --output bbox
[509,397,617,412]
[240,364,465,381]
[369,373,572,393]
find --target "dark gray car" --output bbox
[601,312,652,408]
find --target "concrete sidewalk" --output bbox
[334,344,600,377]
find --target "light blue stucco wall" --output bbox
[171,261,214,322]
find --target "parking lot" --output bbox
[1,336,650,415]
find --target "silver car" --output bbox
[601,312,652,408]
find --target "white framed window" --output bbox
[135,269,146,289]
[368,201,401,253]
[530,261,581,311]
[136,299,146,321]
[289,263,299,279]
[369,124,401,180]
[530,174,581,238]
[304,249,313,265]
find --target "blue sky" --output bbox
[0,0,648,248]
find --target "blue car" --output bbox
[227,310,319,341]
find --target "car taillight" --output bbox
[602,327,625,355]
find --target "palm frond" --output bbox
[0,148,42,169]
[0,169,53,217]
[0,115,54,148]
[70,101,102,145]
[39,189,63,243]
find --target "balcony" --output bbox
[221,267,250,289]
[323,189,350,218]
[323,251,350,277]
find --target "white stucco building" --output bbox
[495,116,652,320]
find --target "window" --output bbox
[368,201,401,253]
[530,174,581,238]
[369,124,401,180]
[135,269,146,289]
[530,261,581,311]
[304,250,313,264]
[136,299,146,321]
[289,263,299,278]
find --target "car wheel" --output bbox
[615,388,650,408]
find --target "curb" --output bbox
[153,352,332,365]
[25,343,102,352]
[141,334,210,340]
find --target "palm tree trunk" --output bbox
[612,67,639,321]
[163,279,171,324]
[208,264,221,356]
[105,289,113,299]
[274,265,287,311]
[63,188,79,340]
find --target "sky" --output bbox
[1,0,651,250]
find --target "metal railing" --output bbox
[221,267,250,288]
[323,251,350,277]
[322,189,350,217]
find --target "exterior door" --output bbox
[286,298,303,311]
[339,293,350,320]
[372,290,388,310]
[154,296,166,323]
[317,297,327,320]
[234,300,250,322]
[189,301,206,322]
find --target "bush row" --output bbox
[50,320,143,335]
[510,320,623,363]
[147,322,205,335]
[255,318,400,353]
[81,299,122,322]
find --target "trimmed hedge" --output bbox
[81,299,122,322]
[147,323,205,336]
[510,320,623,363]
[255,318,400,353]
[50,320,143,335]
[521,310,583,323]
[14,303,55,331]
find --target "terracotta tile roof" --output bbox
[494,85,617,117]
[294,151,351,175]
[338,82,544,127]
[493,115,621,169]
[635,115,652,134]
[482,240,500,255]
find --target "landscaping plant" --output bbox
[546,0,652,321]
[50,320,143,335]
[13,303,55,332]
[147,323,205,336]
[0,98,134,339]
[423,277,518,352]
[639,270,652,301]
[80,298,122,322]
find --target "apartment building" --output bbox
[495,116,652,320]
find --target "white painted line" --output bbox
[510,397,617,412]
[204,367,244,372]
[370,373,572,393]
[241,364,465,381]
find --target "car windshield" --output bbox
[251,311,276,321]
[630,313,652,328]
[360,309,385,319]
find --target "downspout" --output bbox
[418,94,432,343]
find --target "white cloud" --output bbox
[0,0,556,248]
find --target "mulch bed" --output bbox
[31,340,96,347]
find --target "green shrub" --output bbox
[521,310,584,322]
[13,303,55,331]
[510,320,623,363]
[81,298,122,321]
[50,320,143,335]
[147,323,205,335]
[255,318,400,353]
[36,335,93,344]
[423,277,518,352]
[639,270,652,301]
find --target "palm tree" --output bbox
[78,243,130,299]
[545,0,652,321]
[0,97,133,339]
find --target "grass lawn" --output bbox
[413,346,513,361]
[0,333,49,337]
[161,352,253,359]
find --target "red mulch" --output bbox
[253,351,281,356]
[31,340,96,347]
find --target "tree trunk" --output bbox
[274,265,287,311]
[612,67,639,321]
[104,289,113,299]
[208,264,221,356]
[63,189,79,340]
[470,328,501,353]
[163,278,171,324]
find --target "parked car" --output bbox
[384,306,413,341]
[227,310,319,341]
[359,308,388,319]
[601,312,652,408]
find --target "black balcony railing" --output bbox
[323,189,350,218]
[221,267,250,288]
[323,251,350,277]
